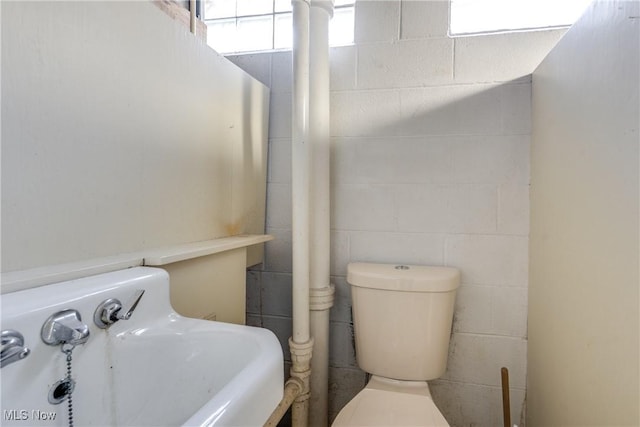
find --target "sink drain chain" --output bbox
[63,345,75,427]
[47,344,77,426]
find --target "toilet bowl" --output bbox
[332,263,460,427]
[332,376,449,427]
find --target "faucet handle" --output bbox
[118,289,145,321]
[41,309,90,346]
[94,289,145,328]
[1,330,31,368]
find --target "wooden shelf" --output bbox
[1,235,273,294]
[143,235,273,266]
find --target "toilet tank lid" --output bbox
[347,263,460,293]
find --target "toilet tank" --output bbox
[348,262,460,381]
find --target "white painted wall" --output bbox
[1,2,269,274]
[529,0,639,425]
[229,1,566,425]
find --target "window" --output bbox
[450,0,592,36]
[204,0,355,54]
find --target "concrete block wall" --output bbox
[230,1,565,425]
[528,0,639,424]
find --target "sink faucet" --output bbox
[41,309,90,347]
[1,330,31,368]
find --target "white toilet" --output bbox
[332,262,460,427]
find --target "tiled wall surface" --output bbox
[230,1,564,425]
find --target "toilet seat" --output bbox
[332,377,449,427]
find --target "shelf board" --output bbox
[142,234,273,266]
[1,234,273,294]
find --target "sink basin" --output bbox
[1,267,284,426]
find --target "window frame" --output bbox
[203,0,355,55]
[448,0,592,37]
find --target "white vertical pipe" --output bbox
[291,0,311,346]
[309,2,332,286]
[309,1,334,426]
[291,1,313,426]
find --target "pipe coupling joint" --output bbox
[288,338,313,399]
[309,284,335,311]
[289,366,311,390]
[289,337,314,372]
[285,376,305,396]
